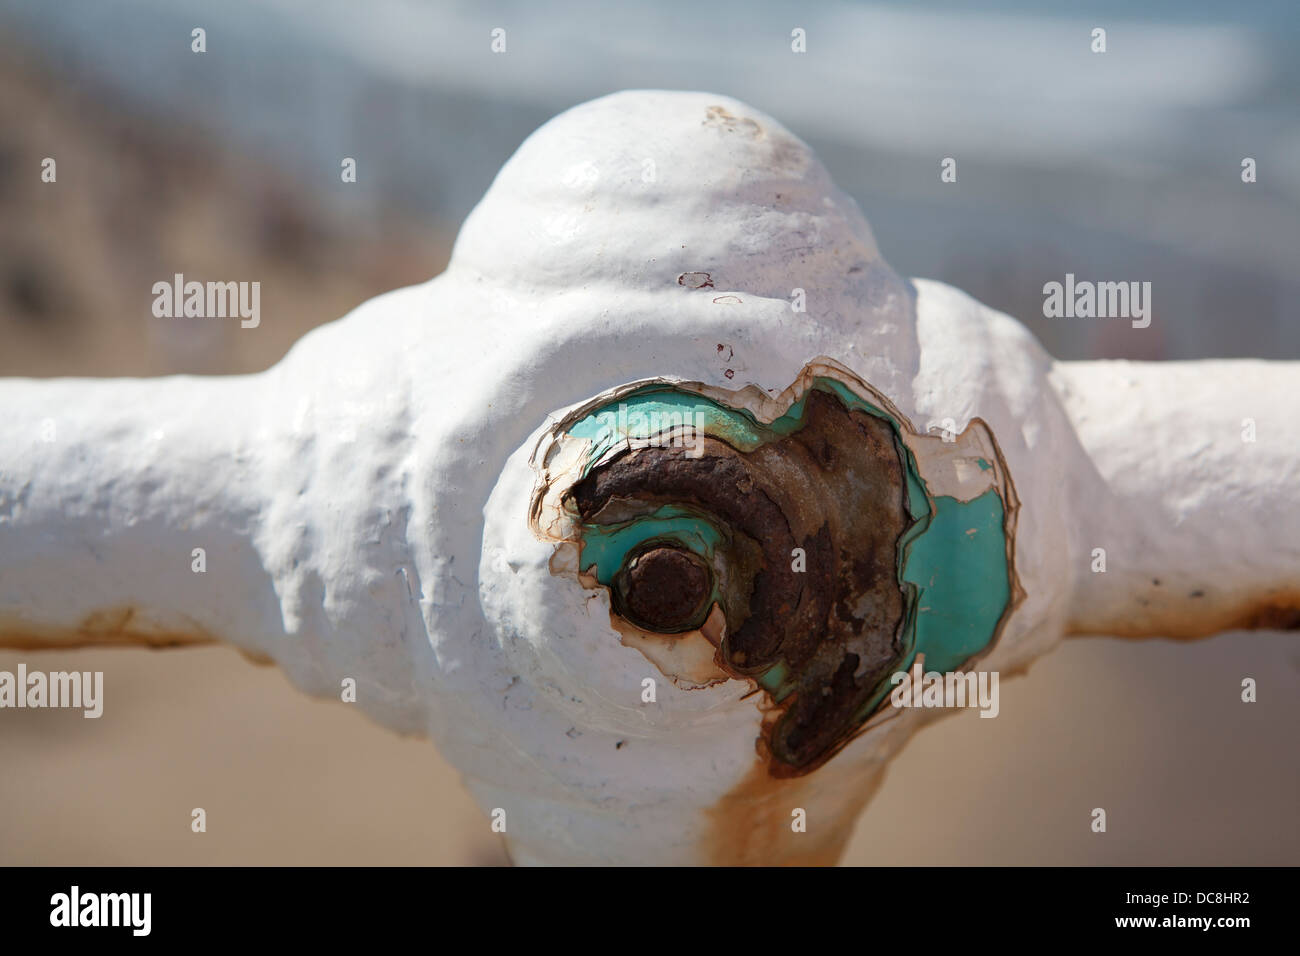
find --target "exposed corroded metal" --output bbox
[530,359,1025,789]
[614,545,713,633]
[566,387,913,772]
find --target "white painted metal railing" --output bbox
[2,92,1295,865]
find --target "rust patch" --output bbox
[702,105,763,139]
[616,545,712,633]
[1068,587,1300,640]
[533,358,1024,865]
[702,756,885,866]
[0,605,216,651]
[569,389,911,774]
[1246,601,1300,631]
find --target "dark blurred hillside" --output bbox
[0,48,451,378]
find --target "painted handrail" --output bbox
[2,91,1296,865]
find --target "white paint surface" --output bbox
[1,91,1295,864]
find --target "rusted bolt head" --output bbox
[615,545,713,633]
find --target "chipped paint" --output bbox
[530,360,1022,780]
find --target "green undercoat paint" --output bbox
[575,504,727,615]
[566,379,1012,716]
[904,490,1008,671]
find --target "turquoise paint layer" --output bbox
[566,379,1012,714]
[567,386,794,465]
[904,490,1009,673]
[850,489,1009,721]
[579,503,725,583]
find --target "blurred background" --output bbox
[1,0,1297,865]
